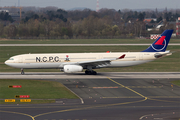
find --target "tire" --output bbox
[92,71,97,75]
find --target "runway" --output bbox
[0,73,180,120]
[0,72,180,79]
[0,43,180,46]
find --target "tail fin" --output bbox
[142,30,173,52]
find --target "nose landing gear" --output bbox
[21,68,24,75]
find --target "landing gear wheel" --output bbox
[85,70,91,75]
[21,69,24,75]
[92,71,97,75]
[85,70,88,75]
[85,70,97,75]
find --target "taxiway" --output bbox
[0,72,180,79]
[0,73,180,120]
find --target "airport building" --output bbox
[0,7,22,22]
[0,10,9,13]
[176,17,180,36]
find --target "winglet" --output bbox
[118,54,126,59]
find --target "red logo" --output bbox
[152,36,166,51]
[155,36,166,45]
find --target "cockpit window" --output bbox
[9,58,14,60]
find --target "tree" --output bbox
[0,12,14,22]
[134,11,138,18]
[151,14,156,18]
[150,20,155,23]
[32,14,39,19]
[118,9,121,14]
[18,24,29,37]
[138,13,144,21]
[112,25,119,36]
[57,9,67,15]
[157,16,162,23]
[4,25,17,37]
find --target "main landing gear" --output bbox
[21,68,24,75]
[85,66,97,75]
[85,70,97,75]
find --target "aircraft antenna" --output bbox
[18,0,20,7]
[96,0,99,12]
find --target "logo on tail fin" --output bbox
[151,36,166,51]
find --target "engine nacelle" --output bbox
[63,65,83,73]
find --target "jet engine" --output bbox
[63,65,83,73]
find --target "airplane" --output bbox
[5,29,173,75]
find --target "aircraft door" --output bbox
[139,54,143,60]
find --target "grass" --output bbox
[0,45,180,72]
[0,79,78,104]
[171,80,180,86]
[0,38,179,44]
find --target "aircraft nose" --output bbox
[4,60,9,65]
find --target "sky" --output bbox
[1,0,180,10]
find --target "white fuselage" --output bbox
[5,52,164,69]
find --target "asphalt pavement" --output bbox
[0,43,180,46]
[0,73,180,120]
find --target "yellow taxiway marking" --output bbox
[0,78,148,120]
[103,96,180,99]
[103,96,143,98]
[33,97,147,119]
[148,98,180,103]
[91,86,162,89]
[0,110,35,120]
[1,78,178,120]
[32,78,148,119]
[107,77,180,103]
[107,77,147,99]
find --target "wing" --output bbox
[75,54,126,67]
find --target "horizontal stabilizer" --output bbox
[154,51,172,58]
